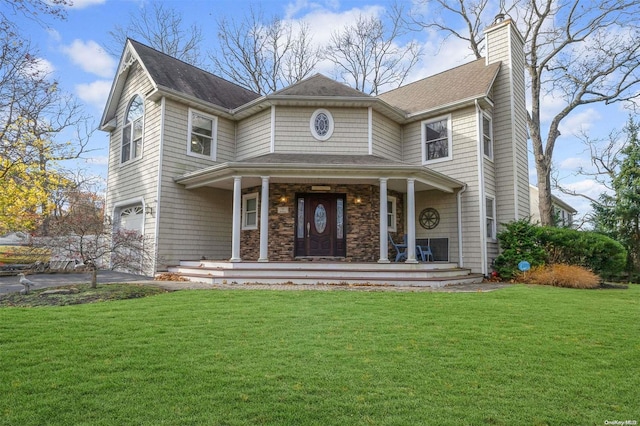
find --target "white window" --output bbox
[482,112,493,159]
[486,196,496,240]
[121,95,144,163]
[188,109,217,159]
[387,196,397,232]
[242,193,259,230]
[118,205,144,234]
[310,109,334,141]
[422,115,452,164]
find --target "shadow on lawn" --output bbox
[0,284,170,307]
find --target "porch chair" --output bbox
[402,234,432,262]
[389,234,426,262]
[388,233,408,262]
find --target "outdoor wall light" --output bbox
[279,195,287,203]
[355,196,362,204]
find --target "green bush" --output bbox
[493,220,628,281]
[493,219,547,279]
[536,227,627,280]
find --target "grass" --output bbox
[1,285,638,425]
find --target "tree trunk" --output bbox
[536,164,554,226]
[90,266,97,289]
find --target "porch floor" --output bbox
[167,260,484,288]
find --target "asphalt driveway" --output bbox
[0,271,153,294]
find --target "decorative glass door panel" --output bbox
[295,193,346,257]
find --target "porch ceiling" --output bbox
[174,154,464,194]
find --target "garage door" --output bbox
[119,205,144,233]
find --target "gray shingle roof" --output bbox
[377,59,501,114]
[239,153,404,165]
[130,39,260,109]
[272,74,371,98]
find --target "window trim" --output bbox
[387,196,397,232]
[242,192,259,230]
[187,108,218,160]
[121,95,144,164]
[486,195,496,241]
[421,114,453,165]
[310,108,334,141]
[482,111,493,160]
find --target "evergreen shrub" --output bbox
[494,220,627,280]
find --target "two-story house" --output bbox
[101,16,529,286]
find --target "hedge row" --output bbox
[493,220,627,280]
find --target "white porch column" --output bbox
[378,178,390,263]
[258,176,269,262]
[405,178,418,263]
[230,176,242,262]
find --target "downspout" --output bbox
[457,183,468,267]
[152,96,166,275]
[475,99,488,276]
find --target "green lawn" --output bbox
[1,285,638,425]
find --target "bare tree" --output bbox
[412,0,640,225]
[324,6,422,95]
[32,190,156,288]
[0,21,92,233]
[106,1,204,67]
[0,0,70,26]
[552,127,625,206]
[211,7,320,95]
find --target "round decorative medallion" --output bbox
[310,109,334,141]
[419,208,440,229]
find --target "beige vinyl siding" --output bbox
[415,191,459,263]
[217,117,236,162]
[275,106,369,154]
[155,185,233,267]
[403,107,483,273]
[161,100,234,173]
[156,98,236,267]
[512,23,530,219]
[486,21,530,228]
[105,62,159,253]
[372,111,402,161]
[236,109,271,160]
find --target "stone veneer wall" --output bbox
[240,183,404,262]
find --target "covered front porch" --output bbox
[175,154,467,266]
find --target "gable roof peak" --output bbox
[271,73,371,98]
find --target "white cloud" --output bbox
[62,39,116,78]
[23,57,55,78]
[558,108,601,138]
[85,155,109,166]
[76,80,111,111]
[67,0,106,8]
[558,156,588,171]
[47,28,62,43]
[404,31,475,84]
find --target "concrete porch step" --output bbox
[167,261,484,288]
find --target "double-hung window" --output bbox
[242,193,258,230]
[188,109,217,159]
[482,112,493,159]
[486,196,496,240]
[387,196,397,232]
[121,95,144,163]
[422,115,452,164]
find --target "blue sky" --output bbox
[6,0,633,223]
